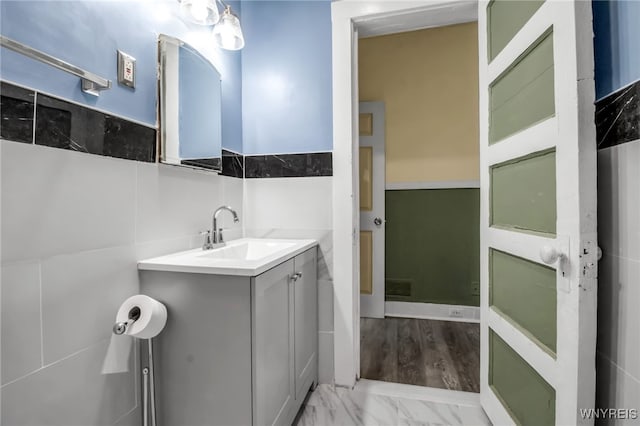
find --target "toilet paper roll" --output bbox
[116,295,167,339]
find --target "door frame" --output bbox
[331,0,480,387]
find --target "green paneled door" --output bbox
[489,330,556,425]
[491,150,556,235]
[480,0,598,423]
[490,249,557,354]
[489,31,555,144]
[487,0,545,60]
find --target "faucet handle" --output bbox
[218,228,225,243]
[200,230,213,250]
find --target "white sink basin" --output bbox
[138,238,317,276]
[196,240,297,261]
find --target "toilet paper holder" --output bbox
[112,306,141,335]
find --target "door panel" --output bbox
[479,1,597,425]
[490,248,556,354]
[359,101,385,318]
[489,330,556,425]
[487,0,545,60]
[359,231,373,295]
[359,112,373,136]
[359,147,373,211]
[490,150,556,234]
[489,30,555,144]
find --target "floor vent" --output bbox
[385,279,412,298]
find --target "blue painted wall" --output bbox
[240,0,332,155]
[0,0,243,152]
[593,0,640,99]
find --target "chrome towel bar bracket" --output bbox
[0,35,112,96]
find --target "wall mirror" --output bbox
[158,34,222,172]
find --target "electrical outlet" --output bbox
[449,308,463,318]
[117,50,136,89]
[471,281,480,296]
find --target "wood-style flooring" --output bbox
[360,317,480,392]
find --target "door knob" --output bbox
[540,245,565,265]
[374,217,383,226]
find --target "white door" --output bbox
[478,1,597,425]
[359,101,385,318]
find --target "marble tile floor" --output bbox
[295,381,492,426]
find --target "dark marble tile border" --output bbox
[180,157,222,171]
[1,81,35,144]
[1,80,157,163]
[35,93,156,162]
[2,82,333,174]
[221,149,244,178]
[596,80,640,149]
[245,152,332,178]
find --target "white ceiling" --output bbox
[356,1,478,39]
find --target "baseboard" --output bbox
[384,301,480,323]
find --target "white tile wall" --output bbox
[596,352,640,426]
[135,162,222,243]
[597,140,640,420]
[244,176,335,383]
[1,260,42,384]
[318,279,334,333]
[40,246,139,364]
[0,140,242,425]
[597,143,640,262]
[318,331,335,385]
[1,340,136,426]
[1,143,136,262]
[244,177,332,230]
[113,407,142,426]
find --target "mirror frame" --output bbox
[158,34,223,172]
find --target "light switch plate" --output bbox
[117,50,136,89]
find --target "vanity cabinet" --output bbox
[139,246,318,426]
[253,248,318,426]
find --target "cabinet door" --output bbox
[293,248,318,401]
[253,259,295,426]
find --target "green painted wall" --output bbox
[489,31,555,144]
[487,0,545,61]
[385,189,480,306]
[490,330,556,425]
[491,150,556,235]
[490,249,557,354]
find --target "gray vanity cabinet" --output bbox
[252,258,295,426]
[252,248,318,426]
[139,246,317,426]
[293,249,318,402]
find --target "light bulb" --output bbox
[179,0,219,25]
[190,0,208,21]
[213,6,244,50]
[221,32,234,49]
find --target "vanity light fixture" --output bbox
[178,0,245,51]
[179,0,220,26]
[212,6,245,51]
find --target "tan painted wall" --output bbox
[359,22,480,183]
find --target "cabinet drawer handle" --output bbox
[291,272,303,282]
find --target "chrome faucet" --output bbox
[203,206,239,250]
